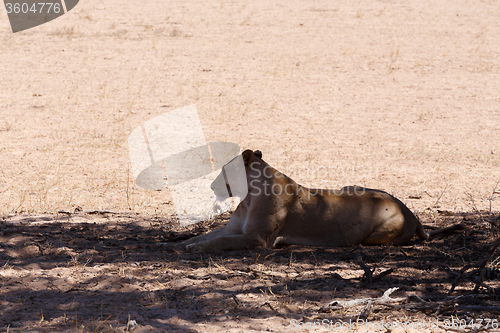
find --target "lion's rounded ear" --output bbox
[242,150,254,168]
[254,150,262,159]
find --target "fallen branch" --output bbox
[473,237,500,293]
[456,304,500,312]
[325,287,405,310]
[58,209,132,215]
[449,264,475,295]
[374,268,393,280]
[427,223,466,239]
[359,302,373,320]
[449,236,500,295]
[356,255,375,286]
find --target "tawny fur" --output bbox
[170,150,428,252]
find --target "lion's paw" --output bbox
[157,242,186,252]
[185,242,206,253]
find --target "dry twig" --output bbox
[326,287,405,310]
[488,181,500,219]
[449,236,500,295]
[434,183,449,225]
[356,255,375,286]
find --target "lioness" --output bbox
[169,149,429,252]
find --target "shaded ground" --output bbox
[1,211,499,332]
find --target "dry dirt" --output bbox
[1,212,500,333]
[1,0,500,332]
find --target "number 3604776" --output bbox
[5,3,62,14]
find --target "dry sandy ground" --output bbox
[1,0,500,332]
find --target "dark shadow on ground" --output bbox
[0,211,499,332]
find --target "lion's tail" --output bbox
[415,218,429,241]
